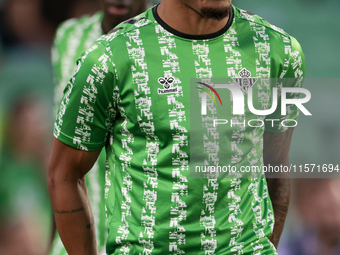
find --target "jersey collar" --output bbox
[152,4,234,40]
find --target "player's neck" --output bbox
[157,0,231,35]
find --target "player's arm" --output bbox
[48,41,117,254]
[263,128,294,249]
[264,36,305,248]
[48,21,73,253]
[48,138,101,255]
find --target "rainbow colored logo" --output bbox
[197,82,222,106]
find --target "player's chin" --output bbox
[201,1,231,12]
[205,0,232,6]
[205,1,231,10]
[200,6,230,21]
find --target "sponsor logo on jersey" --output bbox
[157,76,178,94]
[232,68,258,93]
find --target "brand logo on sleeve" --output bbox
[157,77,178,94]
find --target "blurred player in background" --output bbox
[50,0,150,254]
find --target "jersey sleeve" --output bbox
[53,42,118,151]
[265,36,305,133]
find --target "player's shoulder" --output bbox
[233,5,303,52]
[233,6,291,39]
[96,7,155,47]
[233,5,288,36]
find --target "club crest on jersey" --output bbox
[232,68,258,93]
[157,76,178,94]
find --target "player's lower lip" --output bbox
[107,5,129,16]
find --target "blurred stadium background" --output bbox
[0,0,339,254]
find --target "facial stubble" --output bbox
[199,6,230,21]
[180,0,231,21]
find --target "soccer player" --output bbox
[48,0,305,254]
[50,1,149,254]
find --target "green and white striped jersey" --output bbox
[50,12,107,255]
[54,5,304,255]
